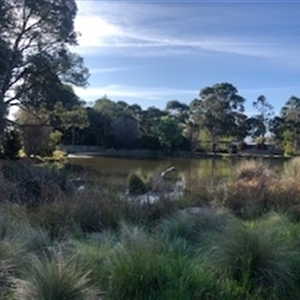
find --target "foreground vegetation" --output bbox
[1,158,300,299]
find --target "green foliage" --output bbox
[2,128,22,159]
[3,161,300,298]
[112,115,140,149]
[56,104,89,145]
[155,116,183,152]
[250,95,274,139]
[48,130,63,154]
[0,0,88,134]
[128,173,148,195]
[17,108,53,157]
[191,83,246,151]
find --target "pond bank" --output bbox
[66,149,287,160]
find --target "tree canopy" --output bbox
[0,0,88,132]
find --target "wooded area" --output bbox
[0,0,299,158]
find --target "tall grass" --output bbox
[13,251,97,300]
[3,158,300,299]
[102,230,221,300]
[157,208,233,255]
[207,220,300,299]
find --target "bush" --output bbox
[128,173,147,195]
[208,223,299,299]
[2,129,22,159]
[234,160,270,181]
[237,141,247,151]
[2,162,67,205]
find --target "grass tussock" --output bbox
[13,252,97,300]
[207,218,299,299]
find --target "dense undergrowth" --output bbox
[1,158,300,299]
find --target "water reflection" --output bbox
[68,156,286,186]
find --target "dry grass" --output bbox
[210,159,300,219]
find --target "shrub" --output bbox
[128,173,147,195]
[284,157,300,178]
[2,128,22,159]
[234,160,270,181]
[1,162,67,205]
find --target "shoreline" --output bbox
[66,149,288,160]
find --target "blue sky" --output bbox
[73,0,300,116]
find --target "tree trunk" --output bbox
[71,127,76,145]
[0,93,7,135]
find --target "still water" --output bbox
[67,156,285,184]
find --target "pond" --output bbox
[67,156,286,186]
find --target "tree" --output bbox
[155,116,183,152]
[16,108,53,156]
[249,95,274,139]
[140,106,166,137]
[165,100,189,124]
[182,120,199,152]
[191,83,246,153]
[269,116,285,144]
[0,0,88,133]
[278,96,300,154]
[57,105,89,145]
[92,97,123,147]
[112,115,140,149]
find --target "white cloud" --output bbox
[74,84,197,102]
[73,1,276,58]
[89,67,139,74]
[75,15,121,48]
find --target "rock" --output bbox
[176,207,212,218]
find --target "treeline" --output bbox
[11,82,300,157]
[1,0,299,158]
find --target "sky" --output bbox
[72,0,300,116]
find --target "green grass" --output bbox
[1,159,300,298]
[206,219,299,299]
[13,251,97,300]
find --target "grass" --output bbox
[1,158,300,298]
[207,219,299,299]
[13,251,97,300]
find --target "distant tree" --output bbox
[182,120,199,152]
[56,105,89,145]
[112,115,140,149]
[155,116,183,152]
[166,100,188,114]
[92,98,127,147]
[278,96,300,153]
[140,106,166,137]
[166,100,189,124]
[191,83,246,153]
[249,95,274,139]
[269,116,285,144]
